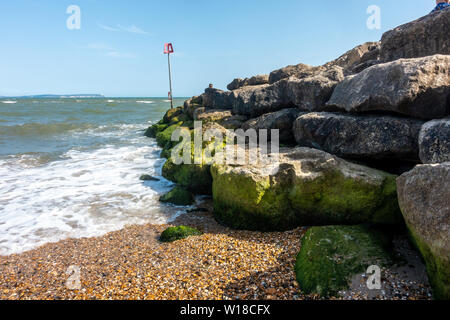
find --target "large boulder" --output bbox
[268,63,320,85]
[202,88,233,109]
[230,82,289,117]
[381,8,450,62]
[159,186,194,206]
[397,163,450,299]
[144,107,191,139]
[268,42,380,85]
[183,95,203,119]
[194,108,247,129]
[163,159,213,195]
[326,55,450,120]
[324,42,381,75]
[419,118,450,164]
[232,67,344,117]
[162,122,229,195]
[211,147,401,231]
[293,112,424,162]
[295,225,391,297]
[227,74,269,91]
[285,66,345,111]
[242,108,304,144]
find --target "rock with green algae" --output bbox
[155,122,184,149]
[144,122,168,138]
[211,147,401,231]
[162,123,230,195]
[160,225,202,242]
[162,106,193,124]
[295,225,392,297]
[397,162,450,300]
[144,106,192,139]
[163,159,213,195]
[159,186,194,206]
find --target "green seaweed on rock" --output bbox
[159,186,194,206]
[160,225,202,242]
[295,225,392,297]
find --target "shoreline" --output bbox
[0,200,307,300]
[0,200,432,300]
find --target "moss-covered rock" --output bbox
[144,122,168,138]
[159,186,194,206]
[144,106,191,140]
[163,159,213,195]
[160,225,202,242]
[155,121,194,151]
[162,106,190,124]
[212,147,401,231]
[155,122,183,149]
[397,163,450,300]
[295,225,392,297]
[162,122,229,195]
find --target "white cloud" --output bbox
[98,23,148,35]
[118,25,148,34]
[98,24,119,32]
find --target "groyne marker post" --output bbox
[164,43,174,109]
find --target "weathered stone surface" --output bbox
[212,147,401,231]
[295,225,391,297]
[294,112,424,162]
[183,96,203,119]
[350,42,382,74]
[232,67,344,117]
[381,8,450,62]
[285,66,344,111]
[397,163,450,299]
[227,74,269,90]
[327,55,450,120]
[247,74,270,86]
[202,88,233,109]
[268,42,379,85]
[269,63,319,85]
[324,42,381,75]
[227,78,247,91]
[194,108,247,129]
[230,83,288,117]
[243,108,303,144]
[419,118,450,164]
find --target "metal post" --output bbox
[167,52,173,109]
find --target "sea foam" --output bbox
[0,139,186,255]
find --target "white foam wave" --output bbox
[0,141,186,255]
[1,101,17,104]
[136,100,154,104]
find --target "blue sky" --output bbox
[0,0,433,97]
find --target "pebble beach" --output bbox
[0,201,432,300]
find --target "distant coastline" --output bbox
[0,94,105,99]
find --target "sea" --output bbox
[0,97,188,255]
